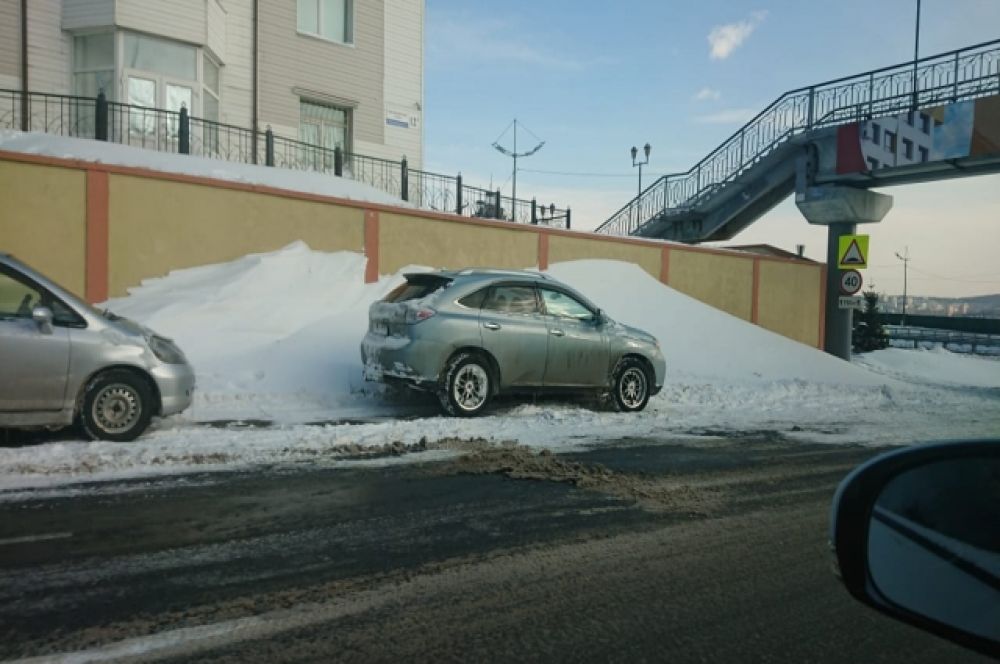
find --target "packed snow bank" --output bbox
[853,346,1000,389]
[548,261,881,386]
[0,130,410,209]
[2,244,998,491]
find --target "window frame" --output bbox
[538,286,598,321]
[480,283,542,316]
[299,98,352,170]
[297,0,355,46]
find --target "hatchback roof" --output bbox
[420,268,551,280]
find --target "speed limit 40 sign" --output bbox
[840,269,863,296]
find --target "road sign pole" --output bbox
[825,222,857,360]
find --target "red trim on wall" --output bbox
[817,266,828,350]
[0,150,819,269]
[85,169,109,303]
[364,210,379,284]
[660,246,671,285]
[537,232,550,271]
[751,258,761,324]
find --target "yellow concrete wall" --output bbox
[757,261,823,347]
[0,161,87,298]
[548,235,661,280]
[378,212,538,273]
[668,249,754,321]
[107,175,365,296]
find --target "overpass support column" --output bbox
[796,186,893,360]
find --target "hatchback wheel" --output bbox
[612,358,651,413]
[440,352,493,417]
[81,370,155,442]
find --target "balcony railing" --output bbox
[0,89,569,228]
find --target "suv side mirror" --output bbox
[32,306,54,334]
[830,440,1000,659]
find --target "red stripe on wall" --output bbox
[751,258,761,324]
[85,169,109,303]
[835,124,867,174]
[660,245,671,285]
[817,265,828,350]
[364,210,379,284]
[537,232,549,271]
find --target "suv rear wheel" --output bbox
[439,352,493,417]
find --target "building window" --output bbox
[867,157,879,170]
[920,113,931,134]
[300,100,351,171]
[918,146,929,163]
[906,110,915,126]
[871,123,881,144]
[902,138,914,160]
[122,33,199,140]
[883,130,895,152]
[73,33,115,99]
[297,0,354,44]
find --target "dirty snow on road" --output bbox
[2,244,997,490]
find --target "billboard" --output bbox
[836,95,1000,174]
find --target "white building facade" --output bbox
[0,0,424,167]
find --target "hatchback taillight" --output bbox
[406,308,436,324]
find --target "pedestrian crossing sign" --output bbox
[838,235,869,269]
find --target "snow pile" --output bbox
[0,130,411,209]
[2,244,998,491]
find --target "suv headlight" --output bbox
[148,335,187,364]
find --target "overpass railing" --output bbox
[597,38,1000,237]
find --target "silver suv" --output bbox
[0,253,195,441]
[362,269,666,416]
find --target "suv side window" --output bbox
[0,269,43,320]
[482,285,540,315]
[540,288,595,320]
[457,287,488,309]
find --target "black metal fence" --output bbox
[0,89,569,228]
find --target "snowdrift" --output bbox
[103,242,885,421]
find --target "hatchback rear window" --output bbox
[383,275,452,303]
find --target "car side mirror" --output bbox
[830,440,1000,659]
[32,306,54,334]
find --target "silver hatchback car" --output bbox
[362,269,666,416]
[0,253,195,441]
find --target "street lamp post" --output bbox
[895,247,910,326]
[912,0,922,109]
[631,143,651,198]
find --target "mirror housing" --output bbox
[830,440,1000,659]
[32,306,54,334]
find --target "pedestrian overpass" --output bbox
[595,39,1000,243]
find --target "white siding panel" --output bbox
[62,0,114,30]
[0,0,20,81]
[220,0,251,127]
[116,0,205,45]
[257,0,384,145]
[383,0,423,168]
[27,0,71,94]
[206,0,226,61]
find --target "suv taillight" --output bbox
[406,308,436,324]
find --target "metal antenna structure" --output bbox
[492,119,544,220]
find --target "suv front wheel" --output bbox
[439,352,493,417]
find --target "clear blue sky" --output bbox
[423,0,1000,298]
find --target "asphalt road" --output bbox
[0,433,988,663]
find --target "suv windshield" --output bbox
[384,275,453,303]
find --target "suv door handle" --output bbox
[483,322,501,331]
[550,328,565,337]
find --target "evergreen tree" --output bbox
[852,288,889,353]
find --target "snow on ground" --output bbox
[0,130,410,209]
[853,346,1000,389]
[2,244,998,491]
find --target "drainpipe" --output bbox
[251,0,259,164]
[19,0,28,131]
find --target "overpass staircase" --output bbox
[595,39,1000,243]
